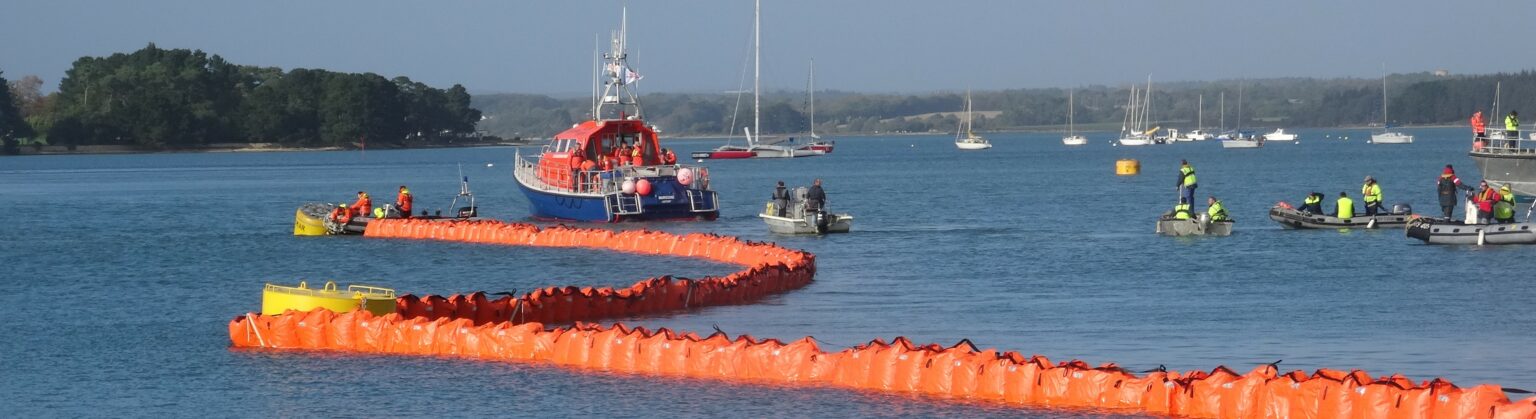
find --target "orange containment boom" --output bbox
[229,220,1536,418]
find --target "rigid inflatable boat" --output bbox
[262,281,396,316]
[1268,203,1415,229]
[1405,217,1536,245]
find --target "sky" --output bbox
[3,0,1534,95]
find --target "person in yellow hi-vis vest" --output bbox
[1361,176,1383,216]
[1334,192,1355,219]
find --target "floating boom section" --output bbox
[229,219,1536,418]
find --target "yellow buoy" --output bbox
[293,208,328,236]
[1115,159,1141,176]
[262,281,396,316]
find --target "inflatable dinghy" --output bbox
[1405,217,1536,245]
[1268,203,1414,229]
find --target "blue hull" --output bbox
[515,175,719,222]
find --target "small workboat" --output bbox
[1268,203,1414,229]
[1263,128,1298,141]
[1406,217,1536,245]
[760,187,852,235]
[1155,214,1233,236]
[295,173,479,236]
[1220,131,1263,148]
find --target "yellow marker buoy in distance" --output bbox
[1115,158,1140,176]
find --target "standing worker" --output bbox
[771,181,789,216]
[1206,196,1229,221]
[1334,192,1355,219]
[1361,176,1383,216]
[351,191,372,217]
[1471,109,1486,140]
[1506,110,1520,147]
[806,179,827,213]
[1436,165,1474,219]
[1176,160,1197,207]
[1473,181,1498,224]
[1495,184,1517,223]
[396,185,413,218]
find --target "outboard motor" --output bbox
[1392,203,1412,215]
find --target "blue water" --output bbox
[3,126,1532,417]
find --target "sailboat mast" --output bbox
[753,0,761,144]
[965,89,973,134]
[1381,64,1388,126]
[1197,94,1203,131]
[809,59,816,137]
[1144,76,1153,132]
[1220,92,1226,131]
[1068,89,1075,136]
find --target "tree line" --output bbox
[2,43,481,152]
[471,71,1536,138]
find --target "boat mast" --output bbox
[1144,75,1153,134]
[1237,82,1244,131]
[753,0,760,145]
[1380,63,1388,128]
[808,58,816,138]
[1197,94,1203,131]
[591,33,599,119]
[595,5,642,120]
[1493,81,1502,129]
[965,89,974,135]
[1220,91,1225,131]
[1068,88,1075,137]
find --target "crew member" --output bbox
[806,179,827,212]
[1471,109,1486,140]
[351,191,372,216]
[1176,160,1198,206]
[330,203,353,224]
[771,181,789,217]
[661,148,677,165]
[1473,181,1498,224]
[631,143,645,166]
[1361,176,1383,216]
[1301,192,1324,214]
[1495,184,1517,223]
[1207,196,1229,221]
[396,185,414,218]
[1506,111,1520,147]
[1172,198,1192,220]
[1436,165,1473,219]
[1334,191,1355,219]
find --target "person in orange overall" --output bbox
[351,191,372,216]
[631,143,645,166]
[330,203,353,224]
[662,148,677,165]
[396,185,413,218]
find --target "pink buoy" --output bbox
[676,168,693,186]
[621,178,636,194]
[636,179,652,195]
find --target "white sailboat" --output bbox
[1370,65,1413,144]
[955,89,992,150]
[1118,76,1157,146]
[1062,88,1087,146]
[1220,83,1263,149]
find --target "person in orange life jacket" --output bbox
[396,185,413,218]
[661,148,677,165]
[1471,109,1486,140]
[631,143,644,166]
[1436,165,1473,219]
[351,191,372,216]
[1472,180,1498,224]
[330,203,352,224]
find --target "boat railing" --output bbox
[516,150,714,194]
[1473,132,1536,155]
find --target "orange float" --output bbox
[229,219,1536,418]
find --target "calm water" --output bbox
[3,127,1532,417]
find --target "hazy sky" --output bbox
[3,0,1534,94]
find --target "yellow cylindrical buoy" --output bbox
[1115,159,1141,176]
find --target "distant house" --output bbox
[1434,69,1450,77]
